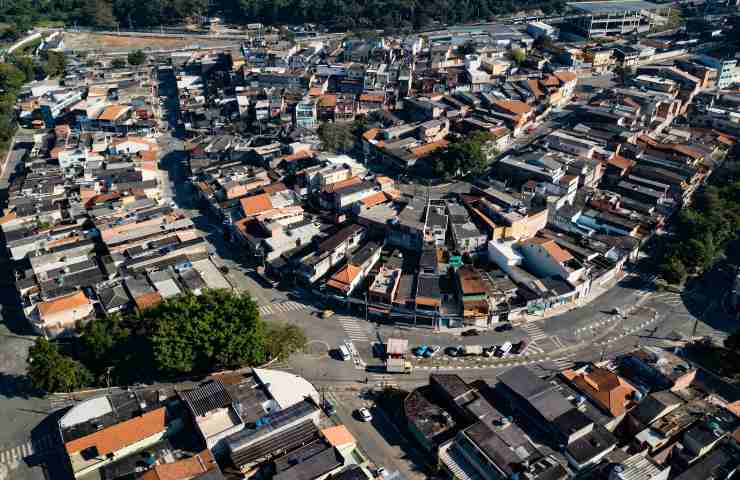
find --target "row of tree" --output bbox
[0,0,566,30]
[28,290,308,393]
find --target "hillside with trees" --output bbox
[0,0,566,32]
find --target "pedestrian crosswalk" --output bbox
[0,434,56,464]
[651,292,683,306]
[521,321,548,342]
[338,316,372,343]
[550,355,575,371]
[258,301,309,317]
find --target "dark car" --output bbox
[495,323,513,332]
[461,329,480,337]
[445,346,461,357]
[511,339,529,355]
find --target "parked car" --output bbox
[496,341,513,358]
[461,329,480,337]
[321,309,335,319]
[338,344,351,361]
[483,346,497,357]
[323,400,336,416]
[495,323,513,332]
[511,339,529,355]
[445,346,462,357]
[358,407,373,422]
[414,345,429,357]
[425,345,441,358]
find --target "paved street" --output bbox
[0,136,58,480]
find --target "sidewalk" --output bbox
[513,270,630,326]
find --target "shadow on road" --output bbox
[0,372,41,400]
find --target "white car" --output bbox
[358,407,373,422]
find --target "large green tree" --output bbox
[317,122,355,153]
[148,289,267,375]
[27,338,93,393]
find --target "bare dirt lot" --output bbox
[63,32,240,52]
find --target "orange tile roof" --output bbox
[319,95,337,107]
[326,264,361,292]
[542,239,574,264]
[65,407,167,456]
[97,105,130,122]
[240,193,273,216]
[322,425,356,448]
[38,291,91,320]
[323,176,362,193]
[262,182,287,194]
[135,291,163,311]
[493,99,532,116]
[361,191,388,208]
[0,210,17,225]
[141,450,218,480]
[359,93,384,103]
[411,139,449,158]
[562,367,637,417]
[607,154,635,172]
[375,175,394,185]
[362,128,380,141]
[554,70,577,83]
[527,79,545,99]
[308,87,323,97]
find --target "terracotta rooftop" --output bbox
[321,425,356,448]
[38,291,91,320]
[493,99,532,116]
[326,264,361,293]
[562,367,637,417]
[141,449,218,480]
[554,70,577,83]
[240,193,273,216]
[607,154,635,172]
[361,191,388,208]
[135,291,163,312]
[97,105,130,122]
[65,407,167,456]
[323,176,362,194]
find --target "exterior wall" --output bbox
[73,430,168,478]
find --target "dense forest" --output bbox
[0,0,566,33]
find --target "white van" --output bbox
[338,344,352,361]
[498,342,513,357]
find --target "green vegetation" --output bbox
[0,0,566,30]
[28,338,93,393]
[26,290,307,393]
[511,47,526,65]
[127,49,146,65]
[434,131,496,179]
[111,57,127,68]
[658,181,740,284]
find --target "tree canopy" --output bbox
[27,338,93,393]
[0,0,566,30]
[658,180,740,284]
[127,50,147,66]
[27,289,307,392]
[434,131,495,179]
[148,289,268,374]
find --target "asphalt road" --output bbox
[0,137,55,480]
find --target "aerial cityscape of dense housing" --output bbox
[0,1,739,479]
